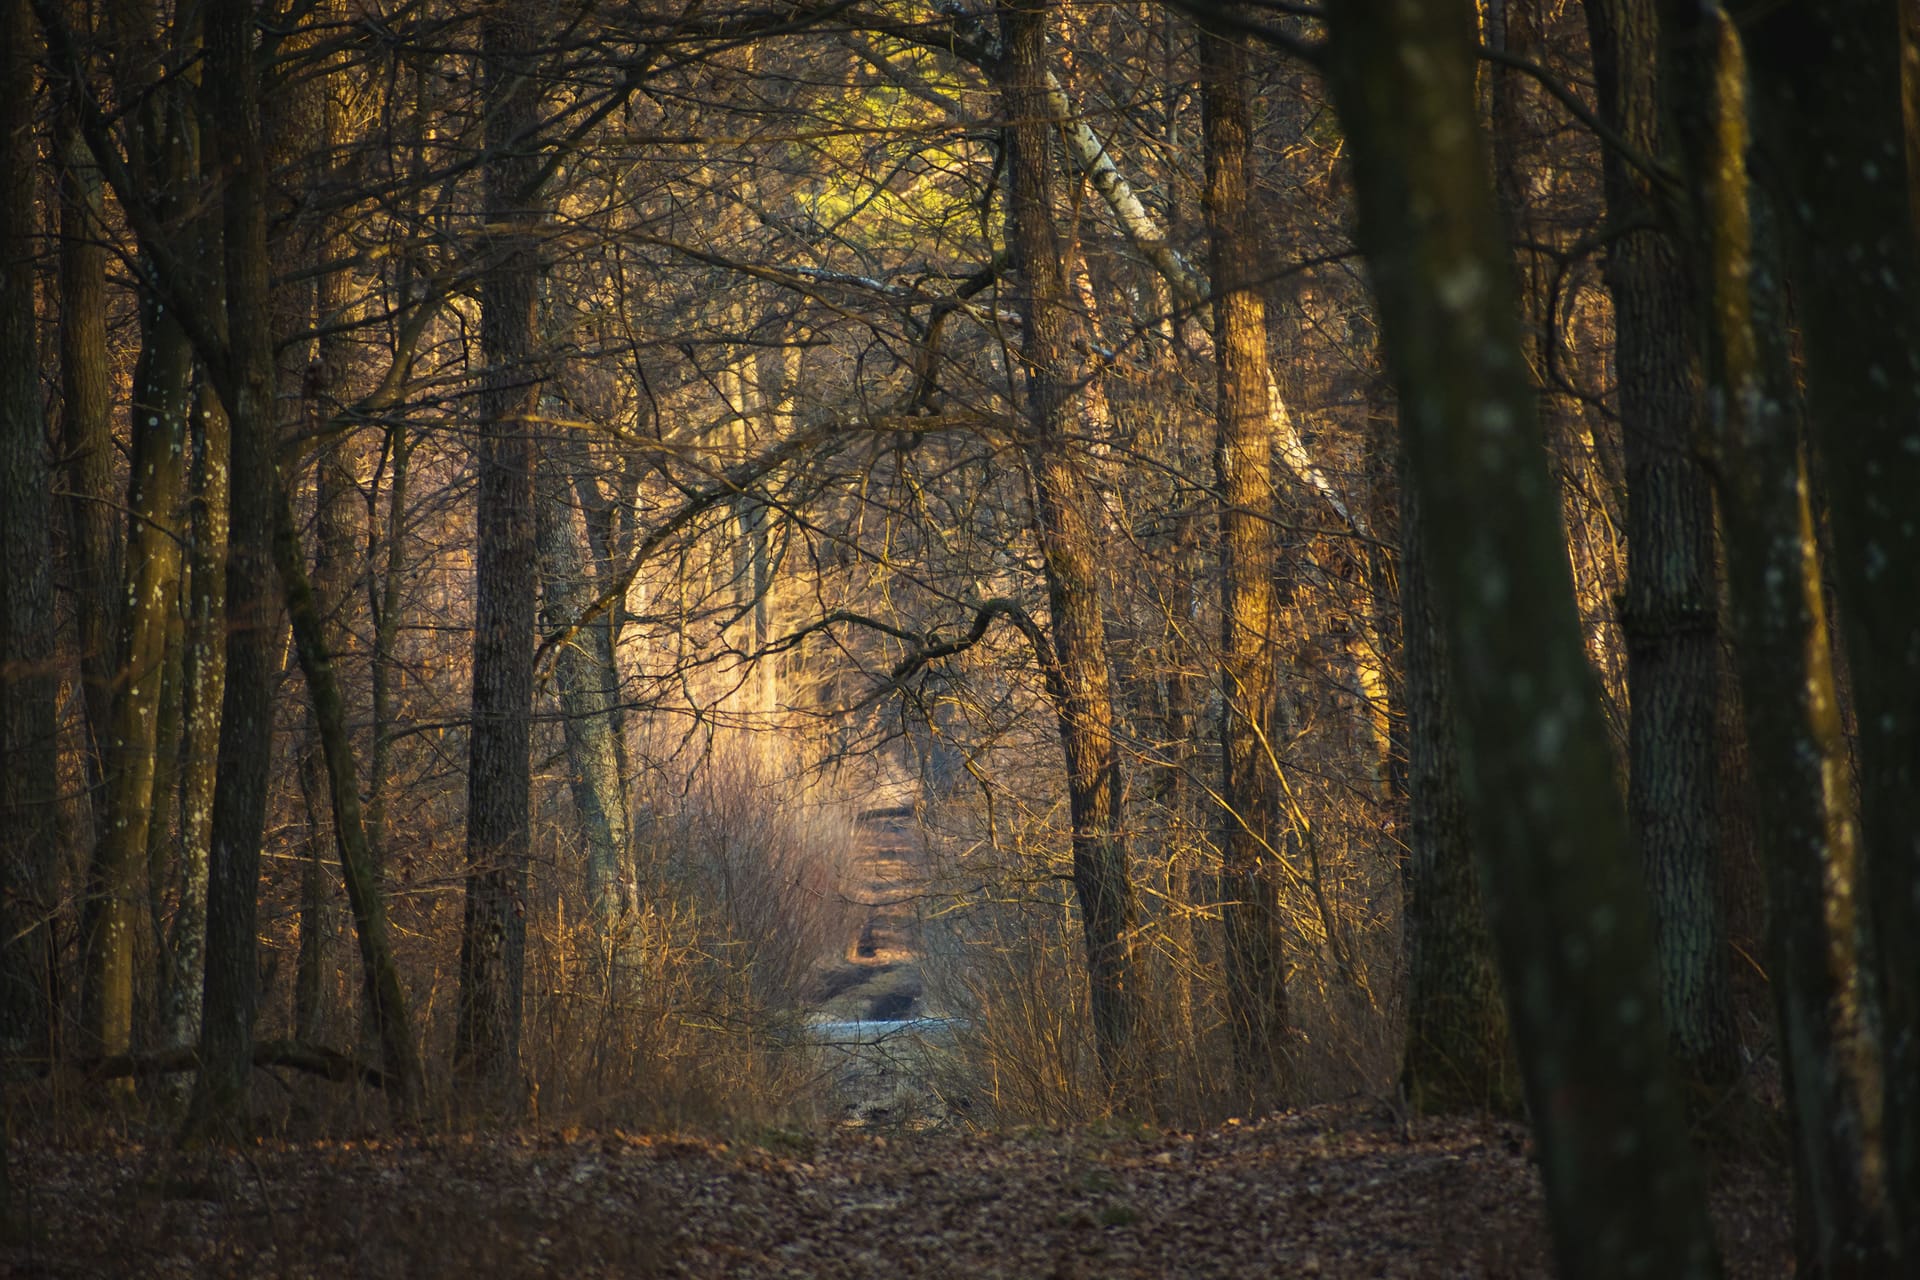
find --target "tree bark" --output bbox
[165,382,228,1054]
[995,0,1141,1100]
[455,4,544,1104]
[1583,0,1740,1105]
[1744,1,1920,1259]
[537,430,634,927]
[190,0,288,1137]
[1199,16,1292,1104]
[0,0,60,1065]
[1660,5,1895,1269]
[83,301,190,1067]
[273,478,424,1118]
[1323,0,1723,1273]
[1396,478,1515,1114]
[55,114,119,834]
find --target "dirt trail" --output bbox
[806,805,957,1126]
[811,806,926,1020]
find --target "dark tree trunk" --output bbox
[1323,0,1722,1273]
[1659,5,1895,1270]
[0,0,60,1065]
[1745,2,1920,1259]
[190,0,287,1137]
[995,0,1141,1100]
[1199,16,1292,1104]
[273,479,424,1118]
[455,5,544,1105]
[1396,478,1515,1115]
[1583,0,1740,1105]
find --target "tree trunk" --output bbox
[0,0,60,1064]
[273,478,424,1118]
[1660,6,1895,1270]
[1396,478,1515,1114]
[455,4,543,1104]
[1744,1,1920,1259]
[56,113,119,836]
[1323,0,1723,1273]
[83,302,190,1067]
[996,0,1141,1100]
[189,0,287,1137]
[1583,0,1740,1106]
[1199,16,1292,1104]
[537,430,634,927]
[164,382,228,1054]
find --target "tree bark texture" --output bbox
[1323,1,1723,1274]
[1199,18,1292,1104]
[1583,0,1740,1103]
[165,384,228,1054]
[456,4,544,1102]
[996,0,1142,1099]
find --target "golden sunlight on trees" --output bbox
[0,0,1914,1272]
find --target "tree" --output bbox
[1583,0,1740,1106]
[1743,0,1920,1258]
[1198,14,1293,1102]
[455,2,546,1103]
[0,0,59,1067]
[994,0,1143,1097]
[1321,0,1722,1272]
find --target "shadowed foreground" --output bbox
[4,1103,1790,1278]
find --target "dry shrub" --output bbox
[920,782,1404,1129]
[522,747,859,1132]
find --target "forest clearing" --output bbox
[1,0,1913,1273]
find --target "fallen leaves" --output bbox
[2,1100,1792,1278]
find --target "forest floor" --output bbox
[2,815,1794,1277]
[2,1104,1793,1278]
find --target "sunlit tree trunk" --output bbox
[1198,16,1292,1104]
[84,301,190,1069]
[56,114,119,834]
[1323,0,1722,1273]
[456,4,544,1104]
[1660,6,1895,1270]
[996,0,1141,1099]
[1745,2,1920,1259]
[0,0,60,1063]
[1583,0,1740,1107]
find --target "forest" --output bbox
[1,0,1916,1274]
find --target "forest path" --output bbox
[803,805,960,1127]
